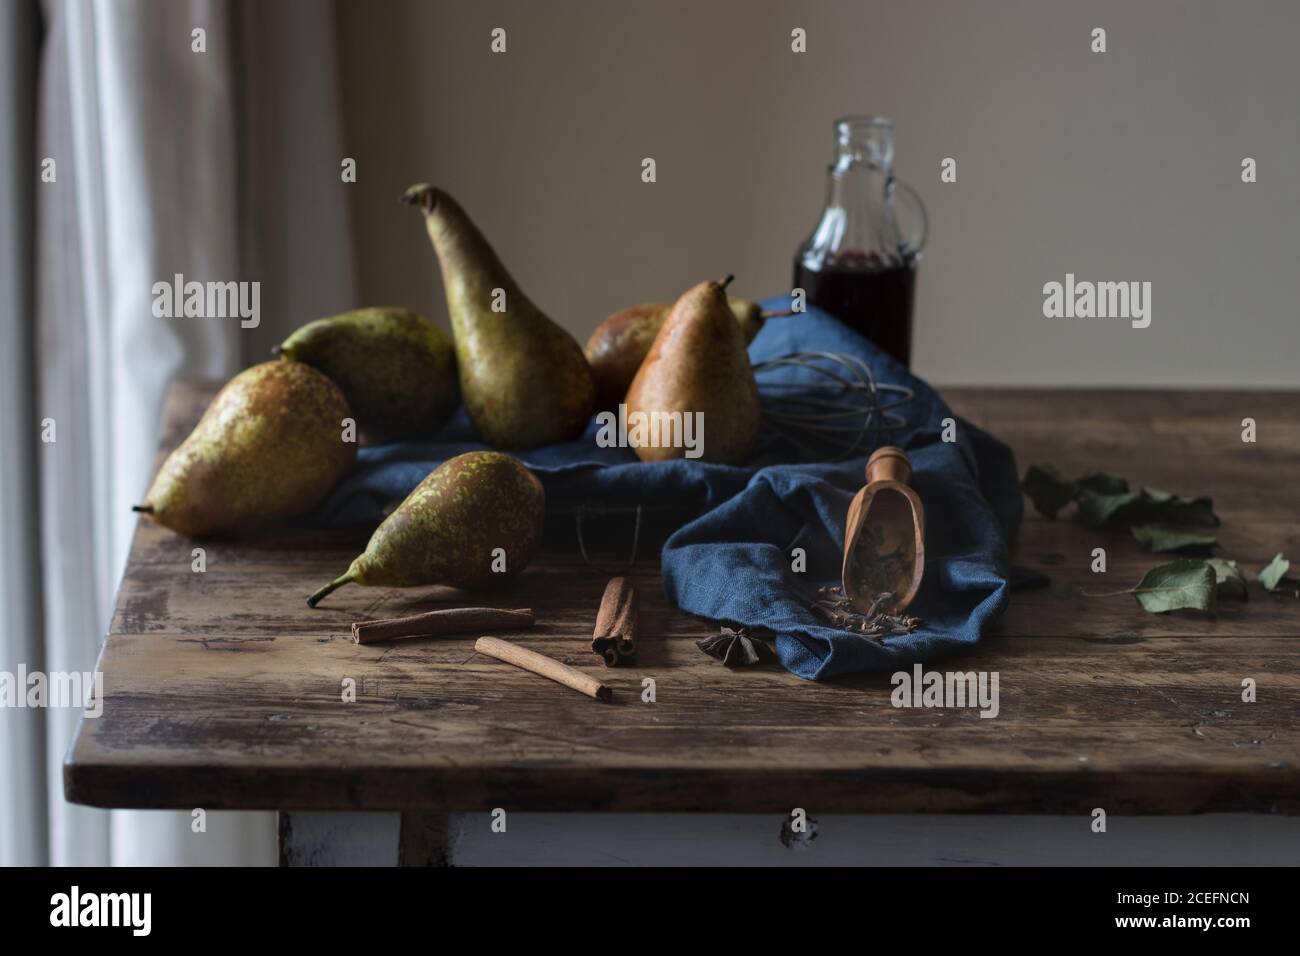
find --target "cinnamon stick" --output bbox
[351,607,534,645]
[591,577,639,667]
[474,636,611,702]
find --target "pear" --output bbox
[585,297,767,409]
[277,307,459,440]
[403,184,595,449]
[729,298,768,344]
[135,361,356,536]
[624,277,761,464]
[307,451,545,607]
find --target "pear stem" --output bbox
[307,572,356,608]
[401,183,437,214]
[718,274,735,291]
[131,505,153,514]
[761,309,796,319]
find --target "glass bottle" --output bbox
[794,116,927,367]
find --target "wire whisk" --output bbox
[753,351,913,459]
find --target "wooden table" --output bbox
[66,383,1300,864]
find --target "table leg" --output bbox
[277,811,455,866]
[398,811,454,866]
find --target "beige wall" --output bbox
[336,0,1300,387]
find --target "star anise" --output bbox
[697,626,771,666]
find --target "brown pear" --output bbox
[623,277,761,464]
[135,361,356,536]
[585,297,766,409]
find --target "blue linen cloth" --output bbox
[312,297,1023,681]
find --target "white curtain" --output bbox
[1,0,357,865]
[0,0,46,869]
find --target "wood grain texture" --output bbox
[65,382,1300,813]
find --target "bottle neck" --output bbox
[835,117,894,174]
[802,163,905,271]
[827,161,896,224]
[799,117,910,272]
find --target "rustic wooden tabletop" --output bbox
[65,381,1300,816]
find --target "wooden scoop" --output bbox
[842,446,925,615]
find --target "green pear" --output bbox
[402,184,595,449]
[585,297,767,409]
[135,361,356,536]
[277,307,459,440]
[307,451,545,607]
[623,276,761,464]
[729,297,768,344]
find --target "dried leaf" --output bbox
[1131,524,1217,554]
[1205,558,1248,600]
[1131,559,1217,614]
[1137,488,1219,527]
[1076,473,1131,495]
[1021,464,1077,519]
[1078,487,1218,529]
[1076,489,1140,528]
[1258,553,1298,596]
[1022,465,1217,530]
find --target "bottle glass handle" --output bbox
[896,180,928,259]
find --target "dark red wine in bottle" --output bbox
[795,116,927,369]
[795,253,917,367]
